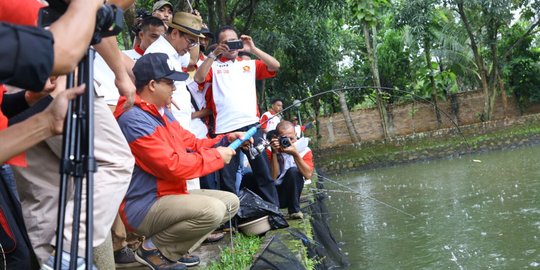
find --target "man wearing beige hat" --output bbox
[145,12,204,191]
[145,11,203,131]
[152,0,173,27]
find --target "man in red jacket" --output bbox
[116,53,241,270]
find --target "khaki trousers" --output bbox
[137,189,239,260]
[13,96,134,264]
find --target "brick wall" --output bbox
[317,90,538,148]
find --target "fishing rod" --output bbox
[228,87,353,149]
[316,173,416,219]
[229,86,471,150]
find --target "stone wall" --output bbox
[317,90,538,148]
[316,113,540,174]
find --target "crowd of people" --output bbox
[0,1,314,269]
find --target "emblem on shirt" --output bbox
[243,66,250,72]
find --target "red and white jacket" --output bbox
[115,96,227,230]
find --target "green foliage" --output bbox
[500,22,540,110]
[128,0,540,121]
[205,234,262,270]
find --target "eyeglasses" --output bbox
[183,35,199,48]
[156,79,175,88]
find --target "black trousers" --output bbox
[0,167,39,269]
[200,171,219,190]
[239,149,279,207]
[276,167,305,214]
[219,123,271,195]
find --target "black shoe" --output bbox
[114,246,142,268]
[135,247,187,270]
[178,254,200,267]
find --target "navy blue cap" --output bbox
[133,53,188,83]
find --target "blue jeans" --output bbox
[0,164,19,201]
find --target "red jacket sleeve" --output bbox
[127,123,225,181]
[180,125,224,150]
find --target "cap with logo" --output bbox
[167,12,205,38]
[133,53,188,84]
[152,0,173,12]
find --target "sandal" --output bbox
[202,231,226,243]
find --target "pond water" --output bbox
[322,145,540,269]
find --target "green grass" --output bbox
[204,234,262,270]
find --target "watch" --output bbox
[208,52,217,61]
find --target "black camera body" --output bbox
[38,0,123,45]
[279,136,291,148]
[226,40,244,50]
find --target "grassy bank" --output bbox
[205,233,262,270]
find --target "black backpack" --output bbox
[0,173,39,269]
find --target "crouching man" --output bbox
[115,53,241,270]
[268,121,314,219]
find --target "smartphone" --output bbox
[226,40,244,50]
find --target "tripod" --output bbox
[54,48,97,270]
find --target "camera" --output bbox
[38,0,124,45]
[279,136,291,148]
[226,40,244,50]
[136,9,152,19]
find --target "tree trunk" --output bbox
[457,2,491,121]
[499,76,507,118]
[337,91,361,144]
[217,0,227,25]
[313,97,321,140]
[363,23,391,140]
[259,80,266,113]
[206,0,217,33]
[424,37,442,127]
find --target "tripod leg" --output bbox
[84,48,97,269]
[54,73,76,270]
[69,61,87,269]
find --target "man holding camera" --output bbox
[194,26,281,205]
[267,121,314,219]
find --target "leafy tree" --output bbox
[445,0,540,120]
[396,0,443,125]
[348,0,394,139]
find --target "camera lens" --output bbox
[279,136,291,148]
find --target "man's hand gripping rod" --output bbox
[228,124,261,150]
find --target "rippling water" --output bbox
[323,145,540,269]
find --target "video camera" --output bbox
[38,0,123,45]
